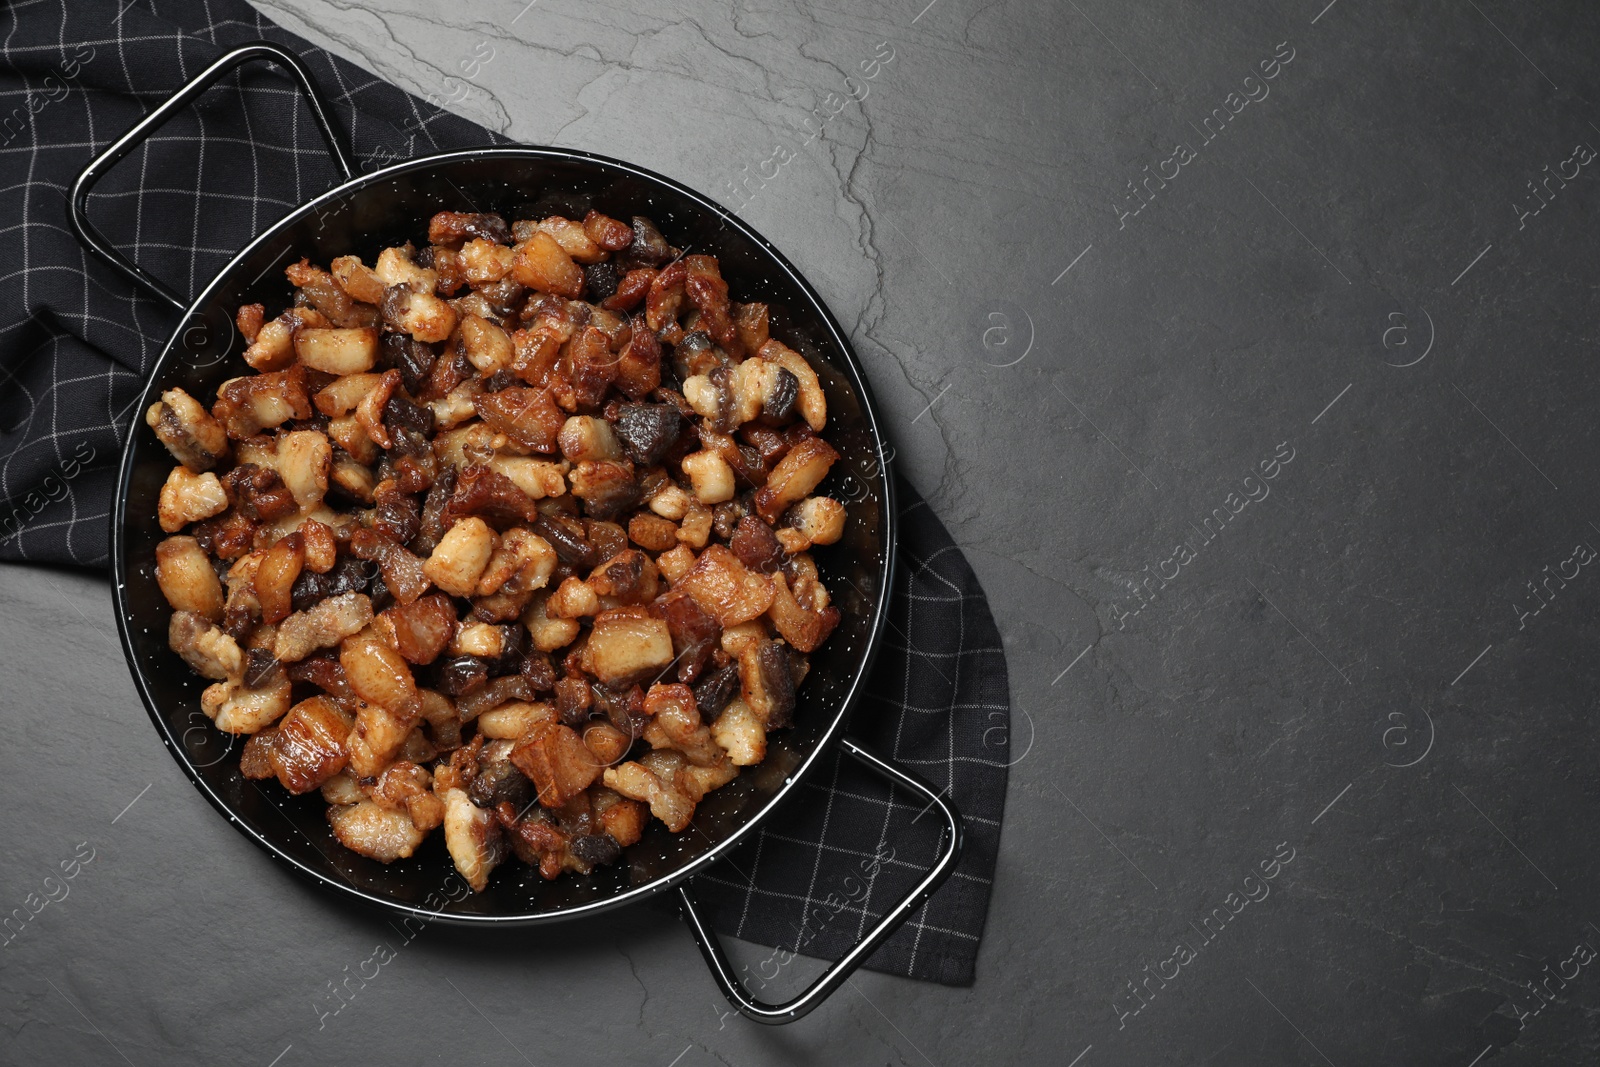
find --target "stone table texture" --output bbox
[5,0,1600,1064]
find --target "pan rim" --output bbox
[109,144,898,926]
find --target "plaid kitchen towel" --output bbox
[690,486,1012,987]
[0,0,1010,985]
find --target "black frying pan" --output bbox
[69,42,961,1024]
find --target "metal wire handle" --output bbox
[678,735,964,1024]
[68,41,354,313]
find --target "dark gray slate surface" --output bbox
[4,0,1600,1064]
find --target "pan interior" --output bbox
[114,151,892,921]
